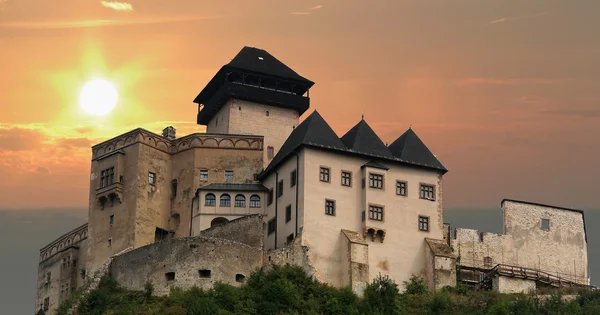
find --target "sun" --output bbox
[79,79,118,116]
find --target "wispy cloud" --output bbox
[0,15,221,29]
[100,1,133,11]
[455,77,555,86]
[489,12,548,25]
[291,4,323,15]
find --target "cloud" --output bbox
[292,4,323,15]
[0,127,45,151]
[489,12,548,25]
[56,138,93,149]
[455,77,554,86]
[0,15,221,29]
[100,1,133,11]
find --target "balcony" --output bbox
[96,182,123,209]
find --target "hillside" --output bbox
[54,265,600,315]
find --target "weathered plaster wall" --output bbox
[110,237,263,295]
[199,214,265,248]
[341,229,369,296]
[493,276,536,294]
[424,238,456,291]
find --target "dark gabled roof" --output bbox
[341,119,394,158]
[388,128,447,172]
[501,199,587,242]
[259,110,346,179]
[361,160,389,171]
[227,47,313,85]
[199,183,269,192]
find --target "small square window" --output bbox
[484,256,493,268]
[165,272,175,281]
[341,171,352,187]
[148,172,156,185]
[419,216,429,231]
[369,205,384,221]
[396,181,407,196]
[225,170,233,183]
[320,167,330,183]
[267,218,276,235]
[285,205,292,223]
[199,269,211,278]
[236,274,246,283]
[541,218,550,231]
[290,169,297,187]
[420,184,435,200]
[109,215,114,225]
[266,110,270,116]
[369,173,383,189]
[278,180,284,197]
[108,238,112,246]
[325,199,335,216]
[200,169,208,181]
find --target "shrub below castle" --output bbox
[57,265,600,315]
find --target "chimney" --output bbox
[162,126,176,140]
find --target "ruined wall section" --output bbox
[199,214,264,248]
[110,237,263,296]
[452,228,515,270]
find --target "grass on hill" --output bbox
[56,265,600,315]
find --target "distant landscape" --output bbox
[1,207,597,314]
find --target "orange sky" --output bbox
[1,0,599,210]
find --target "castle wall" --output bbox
[199,214,265,248]
[452,200,588,286]
[493,276,536,294]
[192,190,266,233]
[206,102,231,134]
[110,237,263,295]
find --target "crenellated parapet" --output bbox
[91,128,263,160]
[39,223,88,262]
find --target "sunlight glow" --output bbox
[79,79,118,116]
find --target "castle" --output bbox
[35,47,591,314]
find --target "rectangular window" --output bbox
[285,205,292,223]
[267,146,274,159]
[325,199,335,216]
[369,173,383,189]
[148,172,156,185]
[420,184,435,200]
[278,180,284,197]
[108,238,112,246]
[369,205,384,221]
[290,169,297,187]
[225,170,233,183]
[267,218,276,235]
[268,189,273,205]
[100,167,115,188]
[484,256,493,268]
[320,167,330,182]
[541,218,550,231]
[200,169,208,181]
[341,171,352,187]
[109,215,114,225]
[418,216,429,231]
[396,181,407,196]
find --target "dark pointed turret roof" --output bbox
[227,47,313,85]
[388,128,446,172]
[341,119,394,158]
[259,110,346,178]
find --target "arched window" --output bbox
[220,194,231,207]
[249,195,261,208]
[235,194,246,207]
[211,217,229,227]
[205,193,216,206]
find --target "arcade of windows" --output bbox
[204,193,261,208]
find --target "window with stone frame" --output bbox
[369,173,383,189]
[341,171,352,187]
[205,193,216,206]
[418,216,429,231]
[225,170,234,183]
[249,195,261,208]
[290,169,297,187]
[100,167,114,188]
[200,169,209,181]
[148,172,156,185]
[325,199,335,216]
[320,167,330,182]
[541,218,550,231]
[396,181,407,196]
[267,218,276,235]
[285,205,292,223]
[419,184,435,200]
[369,205,384,221]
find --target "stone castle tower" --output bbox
[193,47,314,166]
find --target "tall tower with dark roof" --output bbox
[193,47,314,166]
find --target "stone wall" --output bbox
[199,214,264,248]
[424,238,456,291]
[110,237,263,295]
[493,276,536,294]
